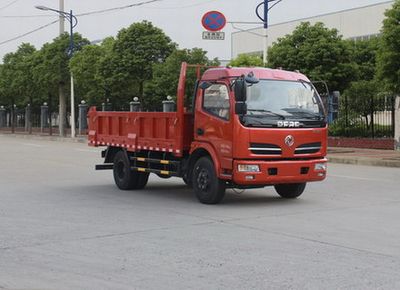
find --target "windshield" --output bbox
[246,80,325,120]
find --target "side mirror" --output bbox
[234,79,247,102]
[245,72,259,84]
[199,82,212,90]
[235,102,247,115]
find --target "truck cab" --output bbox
[189,67,327,197]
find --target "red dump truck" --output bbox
[88,63,327,204]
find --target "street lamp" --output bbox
[255,0,283,64]
[35,5,78,138]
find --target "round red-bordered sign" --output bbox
[201,11,226,32]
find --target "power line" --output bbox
[0,0,163,46]
[140,0,218,10]
[0,0,19,11]
[77,0,164,17]
[0,0,164,18]
[0,14,54,18]
[0,19,58,46]
[0,0,215,19]
[0,0,213,46]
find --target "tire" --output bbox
[192,157,225,204]
[274,183,306,199]
[182,175,192,188]
[113,151,149,190]
[135,172,150,189]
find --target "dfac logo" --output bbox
[277,121,300,128]
[285,135,295,147]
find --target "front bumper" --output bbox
[233,158,327,185]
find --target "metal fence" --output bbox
[329,94,395,138]
[0,104,81,135]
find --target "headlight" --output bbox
[314,163,327,171]
[238,164,260,172]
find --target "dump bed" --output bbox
[87,107,193,157]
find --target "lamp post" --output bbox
[255,0,283,64]
[35,5,78,138]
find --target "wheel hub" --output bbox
[197,169,210,191]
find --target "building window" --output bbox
[349,33,381,41]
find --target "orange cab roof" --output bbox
[201,67,309,82]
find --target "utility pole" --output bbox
[59,0,65,34]
[69,10,76,138]
[36,4,78,139]
[58,0,66,137]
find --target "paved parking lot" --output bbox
[1,135,400,290]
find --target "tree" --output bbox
[0,65,5,105]
[343,80,379,129]
[229,54,263,67]
[34,33,90,100]
[377,0,400,94]
[109,21,175,105]
[144,48,219,110]
[0,43,37,108]
[267,22,356,92]
[32,33,89,131]
[347,37,380,81]
[70,37,115,106]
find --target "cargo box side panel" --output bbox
[136,113,178,153]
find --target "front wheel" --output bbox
[192,157,225,204]
[274,183,306,199]
[182,175,192,188]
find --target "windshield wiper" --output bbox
[243,117,274,127]
[247,109,286,120]
[282,108,324,120]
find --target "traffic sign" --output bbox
[201,11,226,32]
[202,31,225,40]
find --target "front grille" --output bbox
[249,143,282,155]
[295,142,321,154]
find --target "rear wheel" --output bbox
[192,157,225,204]
[135,172,150,189]
[274,183,306,199]
[113,151,149,190]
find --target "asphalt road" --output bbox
[1,135,400,290]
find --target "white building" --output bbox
[231,1,394,60]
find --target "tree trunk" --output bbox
[59,83,66,137]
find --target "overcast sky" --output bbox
[0,0,393,62]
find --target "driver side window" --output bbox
[203,84,230,120]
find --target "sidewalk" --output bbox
[1,132,400,168]
[0,132,87,144]
[328,147,400,168]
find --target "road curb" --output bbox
[328,156,400,168]
[0,133,87,144]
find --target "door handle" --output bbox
[197,128,204,135]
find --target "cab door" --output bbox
[194,82,233,172]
